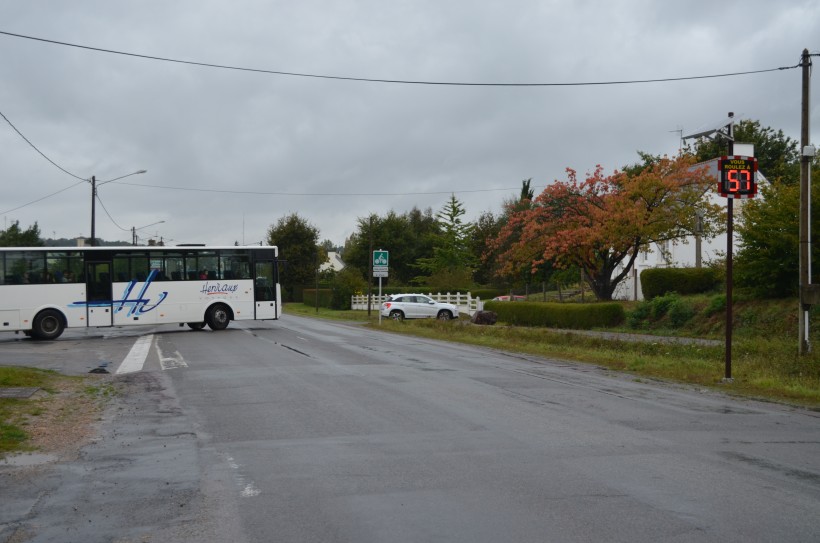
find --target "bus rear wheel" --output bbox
[32,309,65,340]
[206,304,231,331]
[187,322,206,330]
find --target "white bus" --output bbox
[0,245,281,340]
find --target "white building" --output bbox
[320,251,346,273]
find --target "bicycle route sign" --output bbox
[373,250,389,277]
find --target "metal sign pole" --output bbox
[373,249,388,324]
[725,197,733,381]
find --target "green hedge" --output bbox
[472,289,506,301]
[484,301,624,329]
[302,289,333,308]
[640,267,721,300]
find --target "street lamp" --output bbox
[90,169,147,246]
[132,220,165,246]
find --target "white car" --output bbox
[380,294,459,321]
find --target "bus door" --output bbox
[253,260,278,319]
[86,261,113,327]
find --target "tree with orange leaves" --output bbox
[487,155,721,300]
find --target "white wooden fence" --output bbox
[351,292,484,316]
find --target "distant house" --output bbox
[612,151,766,301]
[320,251,346,273]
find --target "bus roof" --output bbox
[0,245,278,252]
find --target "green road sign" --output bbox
[373,250,389,268]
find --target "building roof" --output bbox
[320,251,346,272]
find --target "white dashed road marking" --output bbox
[156,343,189,370]
[116,334,154,374]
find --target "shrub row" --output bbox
[484,301,625,329]
[472,289,506,301]
[626,292,696,329]
[640,267,721,300]
[302,288,334,309]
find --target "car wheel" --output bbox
[32,309,65,340]
[389,310,405,321]
[437,310,453,321]
[187,322,206,331]
[206,304,231,331]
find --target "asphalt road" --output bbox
[2,316,820,542]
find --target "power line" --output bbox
[0,107,88,216]
[0,180,86,215]
[95,194,129,232]
[0,103,530,216]
[0,30,803,219]
[114,180,528,197]
[0,108,86,181]
[0,30,799,87]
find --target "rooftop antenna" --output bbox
[669,126,683,154]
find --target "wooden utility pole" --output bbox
[799,48,813,354]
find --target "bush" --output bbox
[641,267,721,300]
[651,293,677,319]
[302,288,333,309]
[484,301,624,329]
[329,268,368,310]
[627,293,694,328]
[473,289,506,301]
[627,302,652,329]
[667,297,695,327]
[704,294,726,317]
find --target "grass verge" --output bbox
[0,367,114,457]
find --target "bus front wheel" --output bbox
[32,309,65,340]
[206,304,231,331]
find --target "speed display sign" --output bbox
[717,155,758,198]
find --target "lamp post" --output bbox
[132,220,165,246]
[89,170,147,246]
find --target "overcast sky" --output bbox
[1,1,818,249]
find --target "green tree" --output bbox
[266,213,324,301]
[415,195,476,284]
[0,221,43,247]
[471,210,504,286]
[735,158,820,297]
[328,267,367,310]
[320,239,341,253]
[687,119,800,185]
[343,208,439,285]
[508,178,535,211]
[621,151,664,177]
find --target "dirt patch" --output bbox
[4,374,114,463]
